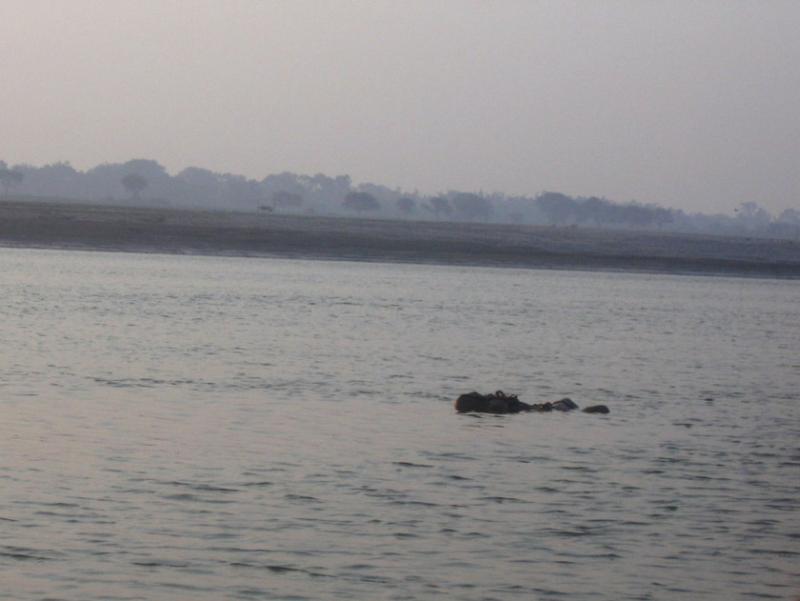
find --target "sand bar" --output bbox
[2,199,799,277]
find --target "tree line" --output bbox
[1,158,798,239]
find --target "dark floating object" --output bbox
[454,391,609,415]
[551,398,579,412]
[454,390,530,414]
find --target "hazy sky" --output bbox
[2,1,798,214]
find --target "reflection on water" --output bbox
[1,248,799,600]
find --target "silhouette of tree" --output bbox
[262,172,306,196]
[343,191,380,212]
[396,196,416,215]
[272,190,304,211]
[0,162,24,197]
[574,196,607,224]
[535,192,575,225]
[218,173,261,208]
[121,173,148,201]
[598,202,652,228]
[8,157,796,238]
[772,208,800,239]
[652,207,673,229]
[309,173,352,200]
[424,195,452,219]
[735,201,771,231]
[178,166,219,188]
[778,208,800,225]
[451,192,492,221]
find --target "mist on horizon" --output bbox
[1,0,798,215]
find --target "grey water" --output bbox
[1,248,798,601]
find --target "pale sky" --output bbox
[2,0,798,214]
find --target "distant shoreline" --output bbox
[2,199,799,278]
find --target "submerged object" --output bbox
[551,397,579,412]
[454,392,609,415]
[454,390,531,414]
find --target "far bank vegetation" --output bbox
[1,158,798,240]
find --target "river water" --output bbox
[1,248,798,600]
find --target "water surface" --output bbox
[1,248,798,600]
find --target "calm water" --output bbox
[1,248,799,601]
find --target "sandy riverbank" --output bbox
[2,199,799,277]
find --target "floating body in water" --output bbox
[454,391,609,415]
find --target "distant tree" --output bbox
[122,159,168,181]
[652,207,674,229]
[0,162,24,197]
[343,191,380,213]
[308,173,352,200]
[772,208,800,239]
[121,173,148,201]
[574,196,608,224]
[424,195,452,219]
[218,173,261,208]
[735,201,771,231]
[173,167,223,207]
[272,190,304,211]
[535,191,575,226]
[262,172,307,197]
[616,203,655,228]
[356,182,397,208]
[777,208,800,225]
[396,196,416,215]
[451,192,493,221]
[178,166,220,188]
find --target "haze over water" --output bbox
[1,248,799,600]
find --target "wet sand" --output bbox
[2,199,799,277]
